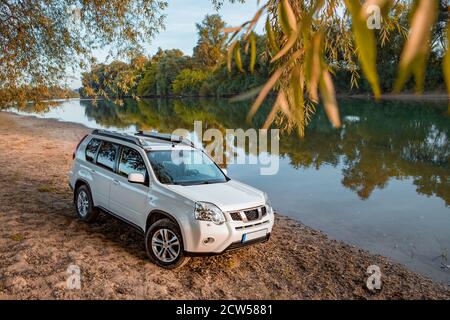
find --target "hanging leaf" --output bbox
[247,68,283,122]
[278,1,292,36]
[271,32,298,63]
[243,6,266,40]
[345,0,381,98]
[290,67,306,137]
[280,0,298,33]
[249,32,257,73]
[229,85,264,103]
[304,32,323,103]
[227,40,238,72]
[444,26,450,113]
[394,0,437,93]
[234,42,244,72]
[223,27,241,33]
[266,18,280,54]
[262,104,279,129]
[276,90,292,118]
[291,67,304,112]
[319,68,341,128]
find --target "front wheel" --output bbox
[145,219,189,269]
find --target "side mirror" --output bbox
[222,168,228,176]
[128,172,145,184]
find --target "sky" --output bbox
[69,0,264,89]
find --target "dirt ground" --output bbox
[0,111,449,300]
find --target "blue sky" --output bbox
[69,0,264,88]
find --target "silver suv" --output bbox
[69,130,274,268]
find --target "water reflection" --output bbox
[79,98,449,206]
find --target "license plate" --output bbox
[242,229,268,243]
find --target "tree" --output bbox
[193,14,228,69]
[206,34,270,96]
[172,69,212,95]
[0,0,167,104]
[155,50,192,95]
[221,0,449,136]
[135,49,192,96]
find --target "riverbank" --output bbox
[344,92,449,102]
[0,111,449,299]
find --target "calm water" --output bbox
[7,98,450,284]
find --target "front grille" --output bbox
[244,209,259,221]
[229,205,268,222]
[235,220,270,230]
[230,212,242,221]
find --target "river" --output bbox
[7,97,450,284]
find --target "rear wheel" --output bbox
[75,185,99,222]
[145,218,189,269]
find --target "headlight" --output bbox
[194,202,226,225]
[264,193,273,213]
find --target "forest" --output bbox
[79,6,448,101]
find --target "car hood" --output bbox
[165,180,265,212]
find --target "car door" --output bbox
[82,138,104,206]
[109,145,151,228]
[93,140,120,211]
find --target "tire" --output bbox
[145,218,189,269]
[75,184,99,222]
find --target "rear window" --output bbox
[96,141,119,171]
[85,138,101,163]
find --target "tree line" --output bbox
[80,14,270,100]
[80,8,447,102]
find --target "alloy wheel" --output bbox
[77,190,89,217]
[151,228,181,263]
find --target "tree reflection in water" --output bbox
[80,98,449,206]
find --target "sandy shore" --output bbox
[0,111,449,300]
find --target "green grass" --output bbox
[11,233,24,242]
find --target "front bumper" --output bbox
[185,233,271,256]
[181,210,275,254]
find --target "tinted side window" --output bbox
[85,138,101,163]
[96,141,119,171]
[119,147,148,179]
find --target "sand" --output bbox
[0,111,449,300]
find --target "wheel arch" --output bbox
[145,209,189,252]
[146,210,181,232]
[73,179,93,203]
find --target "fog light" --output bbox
[203,237,215,245]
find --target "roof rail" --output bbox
[92,129,144,147]
[135,131,195,148]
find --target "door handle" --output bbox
[113,179,120,185]
[90,169,96,174]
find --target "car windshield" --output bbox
[147,150,228,186]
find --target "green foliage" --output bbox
[81,58,147,100]
[137,63,158,97]
[154,49,193,95]
[77,3,448,117]
[0,0,167,103]
[172,69,212,96]
[193,14,228,68]
[81,15,268,99]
